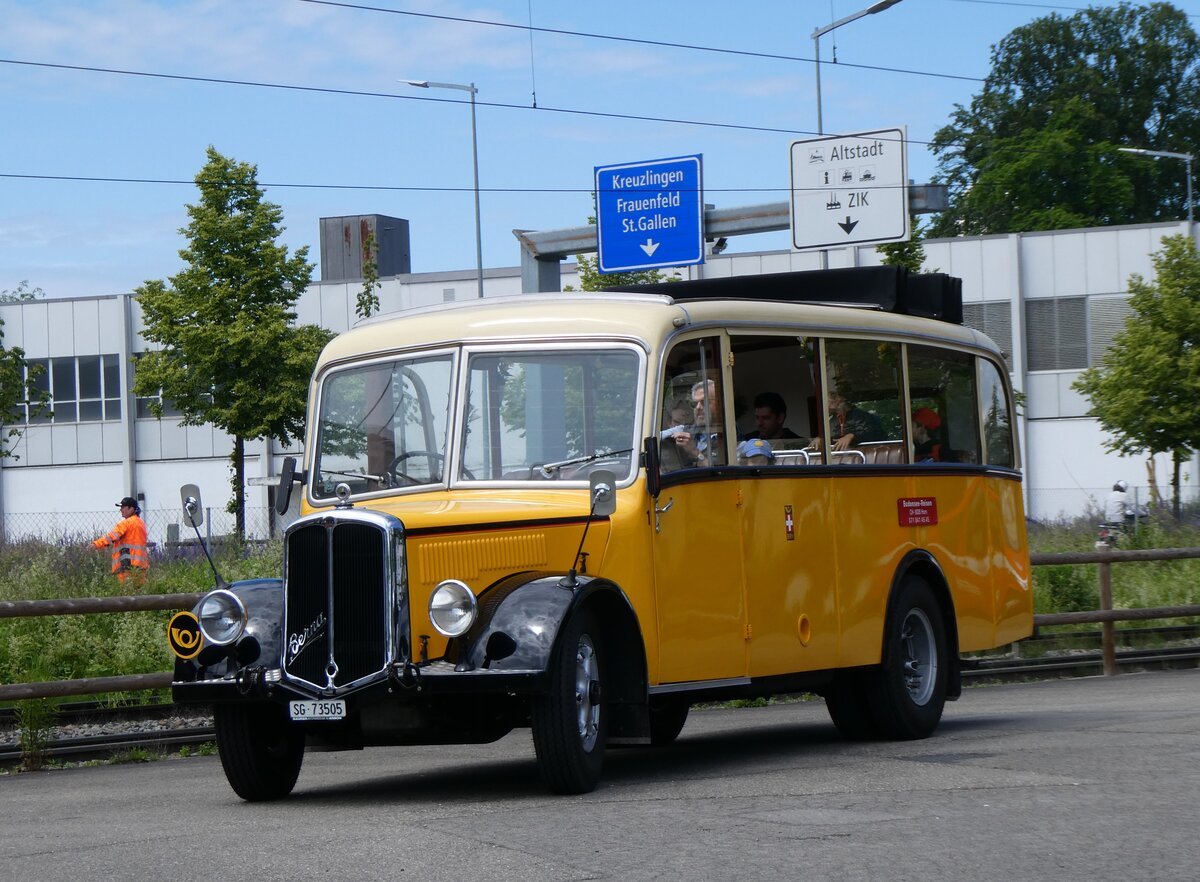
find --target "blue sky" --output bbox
[2,0,1193,299]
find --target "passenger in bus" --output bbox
[659,398,692,440]
[810,389,884,452]
[736,438,775,466]
[670,379,726,467]
[742,391,801,441]
[912,408,944,462]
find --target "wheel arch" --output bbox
[888,550,961,700]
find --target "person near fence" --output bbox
[1105,481,1129,525]
[92,496,149,584]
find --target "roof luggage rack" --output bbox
[611,266,963,324]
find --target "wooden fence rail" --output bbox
[3,545,1200,701]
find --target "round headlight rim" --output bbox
[429,579,478,639]
[197,588,247,647]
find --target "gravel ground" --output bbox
[0,709,214,751]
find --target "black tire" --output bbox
[824,669,878,741]
[532,609,607,794]
[214,703,305,802]
[866,576,948,740]
[648,698,690,746]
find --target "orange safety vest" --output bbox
[93,515,150,576]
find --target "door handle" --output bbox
[654,497,674,533]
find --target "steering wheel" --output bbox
[386,450,444,486]
[386,450,475,486]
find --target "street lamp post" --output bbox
[811,0,903,135]
[1118,147,1195,225]
[405,79,485,298]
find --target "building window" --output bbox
[443,288,456,303]
[20,354,123,424]
[133,354,184,419]
[1088,295,1132,366]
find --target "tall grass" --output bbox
[0,539,281,704]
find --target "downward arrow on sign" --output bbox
[838,217,859,235]
[639,239,660,257]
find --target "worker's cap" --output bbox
[913,408,942,430]
[117,496,139,509]
[736,439,774,461]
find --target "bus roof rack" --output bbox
[611,266,963,324]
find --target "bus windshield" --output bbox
[312,346,641,497]
[460,348,640,482]
[312,353,455,499]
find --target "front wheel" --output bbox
[867,577,948,740]
[214,703,305,802]
[531,609,607,794]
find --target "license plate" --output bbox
[289,699,345,721]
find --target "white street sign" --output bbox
[789,127,909,251]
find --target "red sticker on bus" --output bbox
[898,497,937,526]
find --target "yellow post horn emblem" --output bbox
[168,610,203,660]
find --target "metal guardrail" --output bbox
[0,593,202,702]
[3,544,1200,701]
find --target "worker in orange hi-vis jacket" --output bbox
[93,496,149,585]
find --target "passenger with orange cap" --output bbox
[92,496,149,584]
[912,408,943,462]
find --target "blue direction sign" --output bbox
[595,155,704,274]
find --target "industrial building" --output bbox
[1,214,1195,544]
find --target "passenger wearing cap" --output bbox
[912,408,943,462]
[92,496,149,584]
[737,438,775,466]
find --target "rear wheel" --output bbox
[867,577,948,740]
[648,698,690,746]
[532,609,607,794]
[824,670,878,740]
[214,703,305,802]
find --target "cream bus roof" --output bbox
[315,291,1002,371]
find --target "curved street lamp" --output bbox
[404,79,485,298]
[1118,147,1195,225]
[812,0,904,135]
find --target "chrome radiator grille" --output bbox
[283,518,390,691]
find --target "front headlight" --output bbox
[429,579,477,637]
[197,589,247,646]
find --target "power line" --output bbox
[298,0,987,84]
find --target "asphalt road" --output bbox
[3,669,1199,882]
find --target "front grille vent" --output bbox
[283,517,390,691]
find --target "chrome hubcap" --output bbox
[900,607,937,706]
[574,634,600,751]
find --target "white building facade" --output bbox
[1,218,1195,544]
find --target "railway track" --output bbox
[3,630,1198,767]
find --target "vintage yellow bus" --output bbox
[169,267,1031,799]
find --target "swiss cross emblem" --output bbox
[784,505,795,541]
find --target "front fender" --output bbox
[174,578,284,680]
[448,572,629,674]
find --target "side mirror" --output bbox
[180,484,203,528]
[275,456,298,515]
[589,470,618,518]
[642,437,661,499]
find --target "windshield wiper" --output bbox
[321,468,388,483]
[540,448,634,476]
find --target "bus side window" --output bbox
[821,338,901,463]
[906,344,981,464]
[728,334,816,468]
[659,336,727,472]
[979,358,1015,467]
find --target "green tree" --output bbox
[573,252,665,291]
[0,320,48,459]
[930,2,1200,237]
[1073,234,1200,519]
[356,229,381,319]
[0,281,46,302]
[134,147,333,537]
